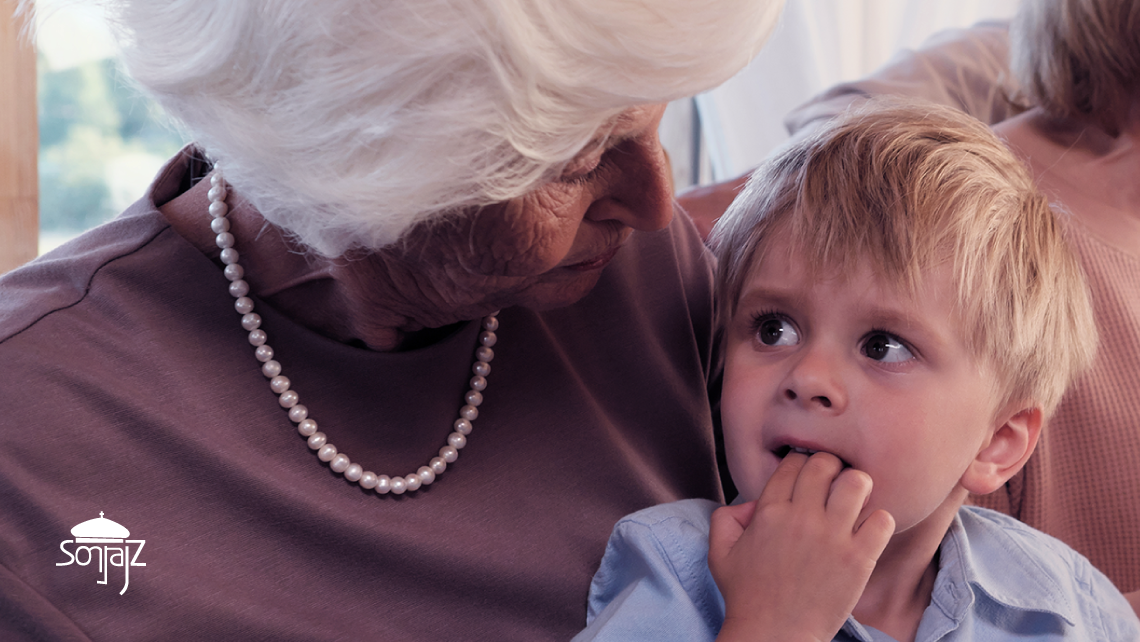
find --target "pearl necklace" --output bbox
[207,171,497,495]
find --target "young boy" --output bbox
[574,100,1140,642]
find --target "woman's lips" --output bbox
[563,245,622,272]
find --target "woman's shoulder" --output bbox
[0,208,176,345]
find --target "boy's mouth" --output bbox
[773,445,852,469]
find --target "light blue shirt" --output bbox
[575,500,1140,641]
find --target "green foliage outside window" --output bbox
[38,56,185,238]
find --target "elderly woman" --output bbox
[0,1,783,639]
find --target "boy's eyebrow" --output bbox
[735,285,801,312]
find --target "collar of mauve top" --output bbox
[207,170,498,495]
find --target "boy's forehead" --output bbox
[745,225,946,305]
[741,242,953,323]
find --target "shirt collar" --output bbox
[930,507,1077,627]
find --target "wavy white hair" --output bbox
[26,0,782,256]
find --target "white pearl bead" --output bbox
[359,471,378,489]
[404,474,422,491]
[224,263,244,281]
[229,279,250,298]
[209,184,499,500]
[376,475,392,494]
[298,419,318,436]
[389,476,407,495]
[278,390,299,408]
[330,453,351,473]
[269,376,290,393]
[241,313,261,331]
[288,405,308,422]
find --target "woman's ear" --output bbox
[960,406,1043,495]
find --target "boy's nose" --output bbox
[781,347,847,413]
[783,388,835,408]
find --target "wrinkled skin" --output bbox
[337,104,675,346]
[163,105,675,351]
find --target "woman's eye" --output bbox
[755,316,799,347]
[862,332,913,363]
[558,156,607,185]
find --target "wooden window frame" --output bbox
[1,0,38,274]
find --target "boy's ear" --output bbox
[960,406,1043,495]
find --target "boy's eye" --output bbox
[755,316,800,347]
[862,332,913,363]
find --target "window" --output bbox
[35,5,185,254]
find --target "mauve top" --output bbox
[0,149,722,641]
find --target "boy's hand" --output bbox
[708,452,895,642]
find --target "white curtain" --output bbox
[665,0,1022,189]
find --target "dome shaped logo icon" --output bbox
[71,512,130,543]
[57,511,146,595]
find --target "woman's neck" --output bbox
[158,173,447,352]
[994,100,1140,254]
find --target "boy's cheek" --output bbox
[728,451,781,503]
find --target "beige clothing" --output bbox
[975,217,1140,592]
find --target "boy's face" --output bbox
[721,232,1006,535]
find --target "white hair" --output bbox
[25,0,783,256]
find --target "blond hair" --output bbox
[709,99,1097,417]
[1011,0,1140,135]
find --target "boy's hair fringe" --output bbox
[709,98,1097,418]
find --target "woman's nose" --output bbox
[585,111,674,232]
[782,347,848,413]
